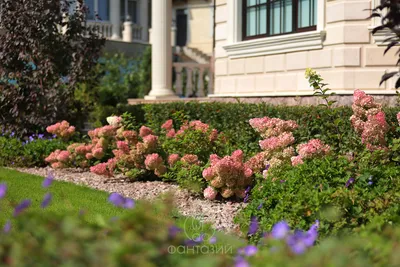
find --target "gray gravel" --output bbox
[13,167,246,234]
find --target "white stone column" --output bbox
[110,0,121,40]
[139,0,149,42]
[145,0,178,99]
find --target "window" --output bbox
[121,0,138,23]
[242,0,317,40]
[85,0,110,21]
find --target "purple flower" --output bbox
[265,164,270,171]
[10,132,15,137]
[108,193,125,207]
[184,239,199,247]
[234,256,250,267]
[242,245,258,256]
[248,216,259,235]
[368,175,373,185]
[28,136,34,142]
[3,220,11,233]
[257,202,263,210]
[14,199,31,216]
[41,193,52,208]
[368,181,373,185]
[42,172,54,188]
[38,134,44,139]
[123,198,135,209]
[244,194,250,203]
[0,183,7,199]
[271,221,290,240]
[168,225,182,239]
[194,233,205,243]
[209,236,217,244]
[280,180,286,183]
[108,193,136,209]
[345,177,355,188]
[52,134,57,139]
[286,231,308,255]
[245,186,251,194]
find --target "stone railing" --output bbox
[132,24,143,41]
[173,63,213,97]
[86,21,113,39]
[122,22,143,42]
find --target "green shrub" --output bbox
[246,225,400,266]
[0,136,67,167]
[22,138,67,167]
[237,155,400,240]
[0,198,236,267]
[140,102,399,156]
[163,161,205,193]
[0,137,24,166]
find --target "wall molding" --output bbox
[223,30,326,59]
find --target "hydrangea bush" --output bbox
[202,150,253,200]
[350,90,390,151]
[45,117,166,180]
[161,119,224,163]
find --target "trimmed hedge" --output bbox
[121,102,400,156]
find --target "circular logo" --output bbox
[183,215,216,243]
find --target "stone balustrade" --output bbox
[86,21,113,39]
[173,63,214,97]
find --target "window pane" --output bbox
[98,0,110,21]
[247,7,257,36]
[128,0,137,23]
[85,0,95,20]
[269,0,281,35]
[247,0,257,6]
[283,0,292,33]
[298,0,316,28]
[259,5,267,35]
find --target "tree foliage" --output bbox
[0,0,105,136]
[371,0,400,88]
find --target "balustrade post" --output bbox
[186,67,193,98]
[175,65,183,97]
[197,67,205,97]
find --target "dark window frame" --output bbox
[242,0,316,41]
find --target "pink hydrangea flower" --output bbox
[117,141,130,154]
[397,112,400,126]
[46,121,75,140]
[139,126,154,138]
[181,154,200,165]
[202,167,214,181]
[168,154,180,166]
[203,186,218,200]
[350,90,388,150]
[122,130,138,144]
[297,139,330,159]
[106,116,122,127]
[166,129,176,138]
[291,155,304,166]
[56,150,70,163]
[90,163,112,177]
[92,147,104,159]
[144,153,164,170]
[161,119,174,130]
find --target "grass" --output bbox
[0,167,131,225]
[0,167,243,246]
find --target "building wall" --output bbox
[173,0,214,55]
[213,0,398,97]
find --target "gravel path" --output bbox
[13,167,246,234]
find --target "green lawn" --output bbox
[0,168,241,246]
[0,167,131,225]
